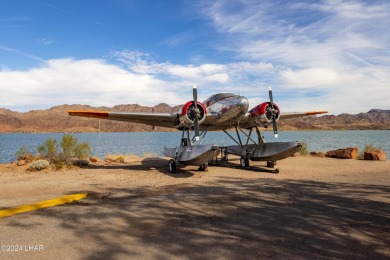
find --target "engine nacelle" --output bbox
[249,102,280,127]
[175,101,207,130]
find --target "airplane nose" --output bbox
[238,96,249,110]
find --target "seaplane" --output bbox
[68,86,327,173]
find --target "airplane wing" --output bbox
[236,110,328,129]
[68,110,178,128]
[68,109,328,130]
[279,111,328,120]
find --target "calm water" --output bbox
[0,130,389,164]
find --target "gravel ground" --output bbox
[0,155,389,259]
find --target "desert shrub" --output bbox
[358,144,382,159]
[37,138,58,160]
[105,154,125,163]
[36,134,91,168]
[54,160,65,170]
[28,160,50,171]
[72,141,91,159]
[298,142,309,155]
[15,146,29,159]
[60,134,77,159]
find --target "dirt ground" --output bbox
[0,155,389,259]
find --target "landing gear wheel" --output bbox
[168,159,176,173]
[267,161,277,168]
[198,164,208,172]
[240,157,249,168]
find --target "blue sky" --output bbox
[1,0,389,114]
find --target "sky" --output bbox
[0,0,389,115]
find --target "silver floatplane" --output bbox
[69,86,327,173]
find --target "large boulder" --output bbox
[326,147,358,159]
[364,150,387,161]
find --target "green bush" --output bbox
[37,138,58,160]
[60,134,77,159]
[36,134,91,168]
[358,144,382,159]
[298,142,309,155]
[16,146,29,159]
[72,141,91,159]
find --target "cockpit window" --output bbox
[204,93,237,106]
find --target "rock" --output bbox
[73,159,89,167]
[364,150,387,161]
[24,153,34,162]
[17,159,27,166]
[326,147,358,159]
[104,156,125,163]
[89,157,100,163]
[310,151,326,158]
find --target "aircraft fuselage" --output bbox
[202,93,249,130]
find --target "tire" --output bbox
[240,157,249,168]
[168,159,176,173]
[198,164,208,171]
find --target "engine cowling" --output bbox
[249,102,280,127]
[175,101,207,130]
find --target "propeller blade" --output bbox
[193,84,198,105]
[268,87,278,138]
[268,86,274,108]
[272,120,278,138]
[193,84,200,140]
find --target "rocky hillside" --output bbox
[0,105,389,133]
[278,109,390,130]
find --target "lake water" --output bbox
[0,130,389,164]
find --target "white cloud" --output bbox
[0,56,276,111]
[193,0,390,114]
[36,38,54,46]
[1,1,389,116]
[281,68,340,88]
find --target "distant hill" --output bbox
[0,105,389,133]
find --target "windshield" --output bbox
[204,93,237,106]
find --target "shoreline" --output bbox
[1,128,390,134]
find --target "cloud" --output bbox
[1,1,389,115]
[0,45,48,64]
[193,0,390,114]
[281,68,340,88]
[36,38,54,46]
[0,56,275,111]
[0,58,172,110]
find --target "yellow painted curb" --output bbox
[0,193,88,218]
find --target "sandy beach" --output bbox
[0,155,389,259]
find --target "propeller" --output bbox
[193,84,200,140]
[268,87,279,138]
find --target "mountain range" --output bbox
[0,105,389,133]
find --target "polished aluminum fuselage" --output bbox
[202,94,249,130]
